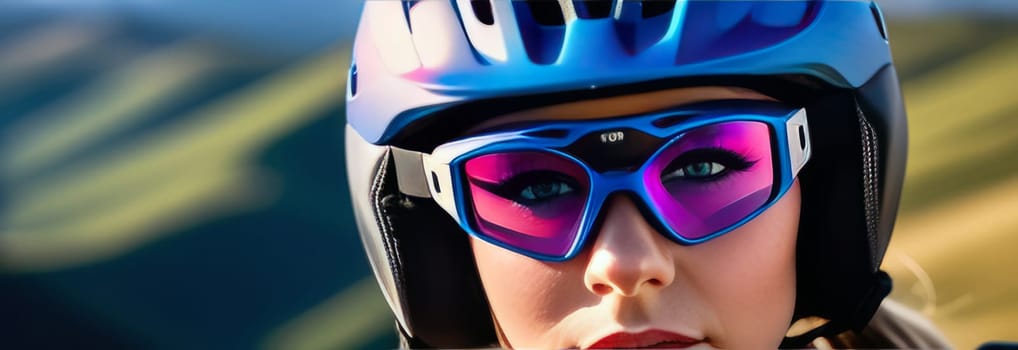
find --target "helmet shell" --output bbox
[345,1,905,347]
[348,1,892,144]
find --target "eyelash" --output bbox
[470,170,581,205]
[661,148,757,182]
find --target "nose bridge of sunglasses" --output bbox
[563,128,669,173]
[579,188,668,251]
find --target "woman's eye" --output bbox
[519,181,574,202]
[469,170,582,205]
[663,162,727,182]
[660,148,756,184]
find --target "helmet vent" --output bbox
[401,0,422,32]
[869,2,888,40]
[573,0,613,19]
[642,0,676,18]
[526,1,566,26]
[614,0,674,54]
[514,1,567,64]
[470,0,495,25]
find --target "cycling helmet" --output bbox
[345,1,905,347]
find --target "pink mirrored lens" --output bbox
[645,121,774,239]
[464,151,590,257]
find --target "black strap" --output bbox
[780,271,892,348]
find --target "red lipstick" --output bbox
[588,330,702,349]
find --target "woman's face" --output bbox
[468,87,801,349]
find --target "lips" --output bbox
[588,329,702,349]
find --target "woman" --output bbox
[344,1,949,348]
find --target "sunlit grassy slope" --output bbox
[0,17,392,348]
[1,16,1015,350]
[880,19,1018,348]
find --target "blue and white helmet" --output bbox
[345,1,905,347]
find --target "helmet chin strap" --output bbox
[781,270,892,348]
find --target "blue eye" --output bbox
[661,148,755,183]
[664,162,726,181]
[469,170,582,206]
[520,181,574,202]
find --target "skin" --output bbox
[467,87,801,349]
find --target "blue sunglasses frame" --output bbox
[391,100,811,261]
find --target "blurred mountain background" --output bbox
[0,1,1015,349]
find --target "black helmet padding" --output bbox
[367,149,498,348]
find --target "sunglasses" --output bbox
[390,100,811,261]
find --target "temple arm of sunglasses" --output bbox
[786,108,812,177]
[389,146,463,223]
[390,146,434,198]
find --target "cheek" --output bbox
[677,181,800,348]
[470,238,593,348]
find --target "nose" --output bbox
[584,194,676,297]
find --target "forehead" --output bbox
[466,86,775,135]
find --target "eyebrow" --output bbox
[459,88,779,139]
[460,104,699,139]
[464,121,547,137]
